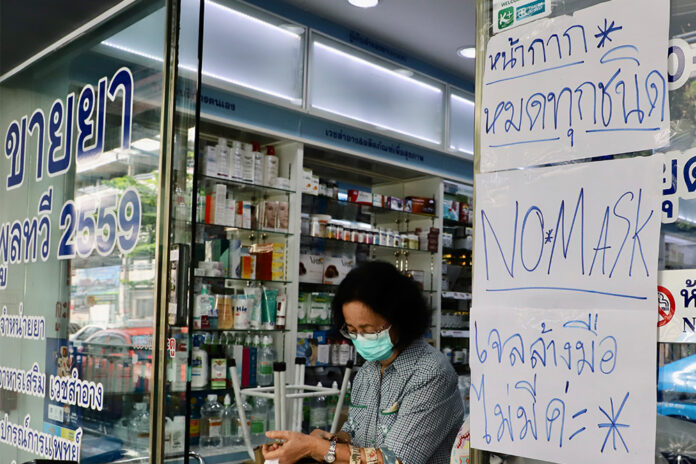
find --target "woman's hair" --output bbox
[331,261,431,348]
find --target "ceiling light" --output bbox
[457,47,476,59]
[348,0,379,8]
[279,24,305,34]
[393,68,414,77]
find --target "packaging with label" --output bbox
[443,199,460,221]
[299,254,323,283]
[240,252,256,279]
[263,146,279,186]
[459,198,471,224]
[242,144,255,183]
[214,184,227,224]
[303,168,314,194]
[204,145,217,177]
[296,332,316,366]
[235,201,252,229]
[226,194,236,227]
[277,201,289,232]
[311,176,319,195]
[298,292,310,323]
[372,194,385,207]
[263,201,278,230]
[309,292,332,324]
[261,288,278,330]
[234,294,249,329]
[322,256,354,285]
[216,138,229,179]
[386,196,403,211]
[210,356,227,389]
[275,293,287,330]
[404,197,436,215]
[348,189,372,205]
[227,239,242,278]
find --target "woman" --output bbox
[264,261,464,464]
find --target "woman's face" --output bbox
[342,301,398,344]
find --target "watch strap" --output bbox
[365,447,379,464]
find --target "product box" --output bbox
[316,345,330,366]
[404,197,436,215]
[299,254,323,283]
[348,189,372,206]
[313,330,330,344]
[322,256,354,285]
[298,292,310,323]
[240,253,256,279]
[296,331,318,366]
[311,176,319,196]
[277,201,289,232]
[309,292,332,324]
[204,146,217,177]
[372,194,385,208]
[302,169,314,194]
[443,199,460,221]
[262,201,278,230]
[252,243,285,281]
[459,198,471,224]
[386,196,403,211]
[443,232,453,248]
[214,184,227,224]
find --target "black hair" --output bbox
[331,261,431,349]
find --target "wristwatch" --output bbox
[324,437,338,463]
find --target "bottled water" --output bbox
[256,335,276,386]
[309,382,328,431]
[222,393,239,446]
[200,394,223,448]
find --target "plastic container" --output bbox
[309,382,328,431]
[250,390,268,445]
[310,214,331,238]
[129,402,150,451]
[263,146,279,186]
[191,335,209,389]
[256,335,276,386]
[200,394,224,448]
[222,393,239,446]
[171,415,186,452]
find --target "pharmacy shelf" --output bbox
[441,292,472,300]
[191,328,288,333]
[441,330,470,338]
[298,281,437,294]
[200,174,295,195]
[303,193,437,220]
[443,218,471,228]
[301,234,435,254]
[196,222,292,238]
[195,276,293,285]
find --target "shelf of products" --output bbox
[441,330,470,338]
[197,222,292,238]
[303,193,437,220]
[199,174,295,195]
[301,234,435,254]
[442,292,472,300]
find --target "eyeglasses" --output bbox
[339,323,391,340]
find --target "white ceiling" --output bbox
[279,0,477,83]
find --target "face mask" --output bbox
[352,328,394,362]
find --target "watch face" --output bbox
[325,455,336,464]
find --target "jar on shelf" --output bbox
[326,220,339,240]
[311,214,331,238]
[301,213,311,236]
[350,223,360,242]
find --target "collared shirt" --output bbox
[342,339,465,464]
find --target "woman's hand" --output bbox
[262,431,328,464]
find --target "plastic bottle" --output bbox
[200,394,224,449]
[216,137,229,178]
[242,143,254,183]
[256,335,275,387]
[309,382,327,431]
[191,335,209,389]
[129,402,150,451]
[222,394,239,446]
[263,146,279,186]
[328,381,339,427]
[194,285,212,329]
[252,142,264,185]
[171,415,186,452]
[230,140,243,181]
[268,399,276,432]
[250,389,268,445]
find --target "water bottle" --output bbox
[309,382,327,431]
[256,335,275,386]
[250,389,268,445]
[200,394,223,448]
[222,393,239,446]
[129,402,150,451]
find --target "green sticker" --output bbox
[498,6,515,30]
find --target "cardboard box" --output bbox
[299,254,323,283]
[386,196,403,211]
[348,189,372,205]
[322,256,354,285]
[443,199,459,221]
[405,197,436,215]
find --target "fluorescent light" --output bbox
[457,47,476,59]
[314,41,442,94]
[348,0,379,7]
[312,103,441,145]
[393,68,414,77]
[452,94,474,106]
[280,24,305,35]
[207,0,301,39]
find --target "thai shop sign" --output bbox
[658,269,696,343]
[0,66,141,460]
[482,0,670,173]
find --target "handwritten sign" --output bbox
[471,155,661,463]
[658,270,696,343]
[474,155,662,311]
[470,307,657,463]
[481,0,670,172]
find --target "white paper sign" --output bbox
[493,0,551,33]
[658,269,696,343]
[474,155,662,311]
[469,306,657,464]
[481,0,670,173]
